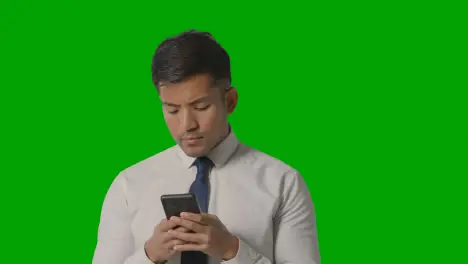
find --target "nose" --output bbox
[181,109,198,132]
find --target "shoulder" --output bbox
[237,143,298,170]
[233,144,312,212]
[117,145,180,182]
[233,143,303,182]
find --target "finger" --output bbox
[168,229,206,244]
[170,216,205,233]
[161,231,177,243]
[161,228,189,243]
[166,239,186,250]
[174,226,190,232]
[161,227,190,243]
[159,219,179,232]
[173,243,207,252]
[181,212,217,225]
[154,219,166,232]
[180,212,203,223]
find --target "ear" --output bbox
[225,87,238,114]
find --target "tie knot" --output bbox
[195,156,212,172]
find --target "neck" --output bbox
[209,125,231,153]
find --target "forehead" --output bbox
[159,74,219,102]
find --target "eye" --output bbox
[195,105,210,111]
[167,109,179,114]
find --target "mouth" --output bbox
[183,136,203,140]
[182,136,203,144]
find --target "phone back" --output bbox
[161,193,201,219]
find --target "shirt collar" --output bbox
[177,127,239,169]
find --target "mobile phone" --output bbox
[160,193,201,219]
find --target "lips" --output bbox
[183,136,203,140]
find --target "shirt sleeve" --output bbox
[92,171,154,264]
[222,170,321,264]
[220,237,269,264]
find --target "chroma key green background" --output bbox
[1,1,465,263]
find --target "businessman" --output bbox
[92,29,321,264]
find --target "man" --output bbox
[92,30,320,264]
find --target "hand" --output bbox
[144,218,191,264]
[168,213,240,260]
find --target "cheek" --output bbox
[164,115,180,134]
[197,108,220,130]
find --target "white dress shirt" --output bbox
[92,129,320,264]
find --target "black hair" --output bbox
[151,29,231,91]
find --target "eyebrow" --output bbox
[163,96,210,107]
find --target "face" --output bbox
[159,74,238,157]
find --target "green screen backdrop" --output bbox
[1,1,465,263]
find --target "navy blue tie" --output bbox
[181,157,212,264]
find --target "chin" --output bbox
[180,145,208,157]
